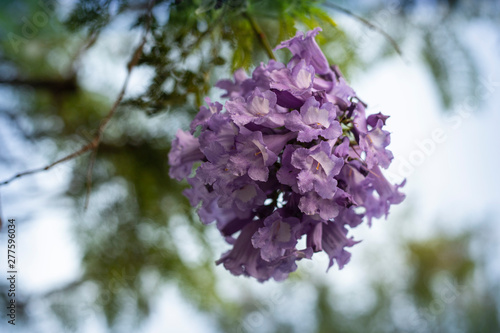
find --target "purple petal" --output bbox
[272,89,305,109]
[360,119,393,169]
[275,27,330,75]
[305,217,324,252]
[190,98,223,132]
[285,97,342,143]
[367,112,390,128]
[298,192,340,220]
[322,220,359,271]
[216,220,300,282]
[227,89,284,127]
[251,210,300,262]
[229,131,280,182]
[270,60,314,96]
[277,145,300,192]
[168,129,205,181]
[292,141,344,199]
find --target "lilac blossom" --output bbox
[321,220,359,270]
[168,129,204,181]
[291,141,343,199]
[168,28,405,282]
[270,60,315,98]
[226,88,286,128]
[228,131,279,182]
[285,96,342,142]
[252,210,301,262]
[275,27,330,75]
[190,98,224,131]
[360,119,393,169]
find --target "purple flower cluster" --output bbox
[168,28,405,282]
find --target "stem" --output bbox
[243,12,276,61]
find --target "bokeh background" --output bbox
[0,0,499,332]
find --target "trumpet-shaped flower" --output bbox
[168,27,405,282]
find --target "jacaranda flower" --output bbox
[168,27,405,282]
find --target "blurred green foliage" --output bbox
[0,0,499,332]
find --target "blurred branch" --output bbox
[243,11,276,60]
[0,76,78,93]
[0,1,156,190]
[0,140,95,186]
[323,2,403,56]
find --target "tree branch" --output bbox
[0,1,156,189]
[243,12,276,61]
[0,76,78,93]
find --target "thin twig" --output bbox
[323,2,402,56]
[0,61,129,187]
[81,0,155,208]
[0,1,155,190]
[0,140,96,186]
[243,12,276,60]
